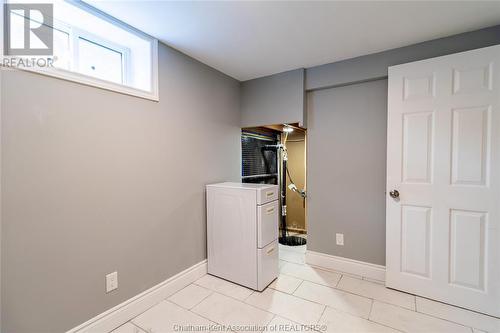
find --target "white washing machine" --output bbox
[206,182,279,291]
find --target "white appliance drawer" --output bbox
[257,200,279,248]
[257,240,279,291]
[256,186,279,205]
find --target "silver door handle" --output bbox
[389,190,400,199]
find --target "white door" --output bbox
[386,45,500,317]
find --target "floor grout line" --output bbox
[183,291,269,332]
[367,299,374,319]
[369,300,481,331]
[117,278,484,333]
[242,288,327,325]
[262,252,497,331]
[279,268,341,281]
[112,251,499,333]
[316,304,327,324]
[243,290,255,301]
[183,289,214,310]
[278,265,487,330]
[282,258,376,283]
[205,290,277,318]
[415,294,500,319]
[364,316,406,333]
[192,281,254,303]
[186,301,227,328]
[315,279,437,315]
[261,283,371,321]
[267,283,303,295]
[129,321,148,333]
[294,274,418,313]
[290,278,304,294]
[189,290,276,332]
[163,280,213,310]
[129,278,245,332]
[260,315,277,333]
[410,296,500,331]
[335,274,344,288]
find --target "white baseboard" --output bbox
[67,260,207,333]
[305,250,385,282]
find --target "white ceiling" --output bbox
[87,1,500,81]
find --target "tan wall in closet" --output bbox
[285,131,306,231]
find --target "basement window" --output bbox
[5,1,159,101]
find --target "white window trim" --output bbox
[2,0,159,101]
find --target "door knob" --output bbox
[389,190,400,199]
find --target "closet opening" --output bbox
[241,124,307,248]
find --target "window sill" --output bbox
[20,65,160,101]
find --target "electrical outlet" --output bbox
[336,233,344,246]
[106,271,118,293]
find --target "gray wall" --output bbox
[306,25,500,90]
[1,43,240,333]
[304,26,500,266]
[240,68,305,128]
[307,79,388,265]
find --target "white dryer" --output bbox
[206,182,279,291]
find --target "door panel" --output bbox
[452,64,492,95]
[402,112,434,183]
[403,75,435,100]
[451,106,491,186]
[401,205,432,278]
[386,45,500,317]
[449,209,487,291]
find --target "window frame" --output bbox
[3,0,159,101]
[72,28,131,85]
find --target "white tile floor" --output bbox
[111,244,500,333]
